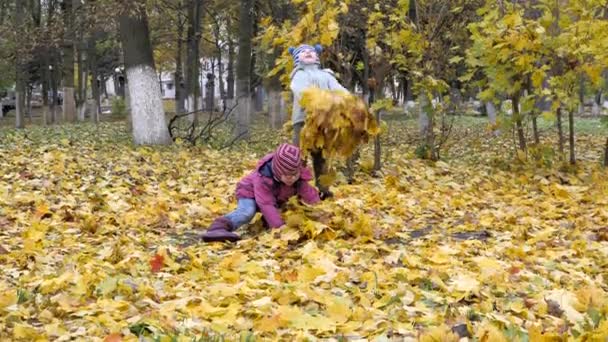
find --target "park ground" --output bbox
[1,111,608,341]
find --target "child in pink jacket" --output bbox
[202,143,320,242]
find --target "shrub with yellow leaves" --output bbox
[298,88,379,159]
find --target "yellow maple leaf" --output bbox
[13,323,43,340]
[325,296,351,324]
[419,325,460,342]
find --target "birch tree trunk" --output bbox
[119,1,171,145]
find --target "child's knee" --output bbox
[243,206,257,220]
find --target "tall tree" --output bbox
[62,0,76,122]
[235,0,254,138]
[184,0,203,120]
[119,0,171,145]
[174,0,186,114]
[467,1,545,153]
[14,0,25,128]
[226,37,235,99]
[89,35,101,123]
[74,0,87,121]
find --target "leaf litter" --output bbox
[0,121,607,341]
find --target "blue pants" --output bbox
[224,198,257,229]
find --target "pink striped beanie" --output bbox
[272,143,301,177]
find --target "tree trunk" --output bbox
[205,73,215,111]
[119,1,171,145]
[235,0,254,139]
[268,90,283,129]
[26,86,33,123]
[361,46,370,103]
[75,0,86,122]
[550,0,564,157]
[36,0,49,125]
[254,86,264,112]
[90,78,100,123]
[42,56,50,125]
[217,41,225,100]
[532,115,540,145]
[51,62,59,124]
[88,32,101,123]
[14,0,25,128]
[485,102,499,136]
[15,92,25,128]
[418,95,430,136]
[227,39,235,99]
[62,0,76,123]
[174,12,185,114]
[100,76,107,99]
[568,109,575,165]
[374,94,382,171]
[76,45,87,121]
[418,94,437,160]
[556,106,565,156]
[184,0,202,120]
[512,95,526,151]
[592,90,602,117]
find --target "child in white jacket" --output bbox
[289,44,348,199]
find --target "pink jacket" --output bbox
[235,154,320,227]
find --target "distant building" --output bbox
[104,57,229,106]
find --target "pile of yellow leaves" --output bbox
[1,122,608,341]
[299,88,379,159]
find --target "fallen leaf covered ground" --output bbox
[1,118,608,341]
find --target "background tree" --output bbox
[466,1,545,154]
[118,0,171,145]
[235,0,255,138]
[61,0,76,123]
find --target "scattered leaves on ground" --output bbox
[0,119,607,341]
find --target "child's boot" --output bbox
[202,217,241,242]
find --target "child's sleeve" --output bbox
[254,181,285,228]
[324,69,348,92]
[298,181,320,205]
[297,168,321,204]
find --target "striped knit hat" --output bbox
[272,143,301,178]
[288,44,323,66]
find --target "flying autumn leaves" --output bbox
[299,88,379,160]
[0,122,608,341]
